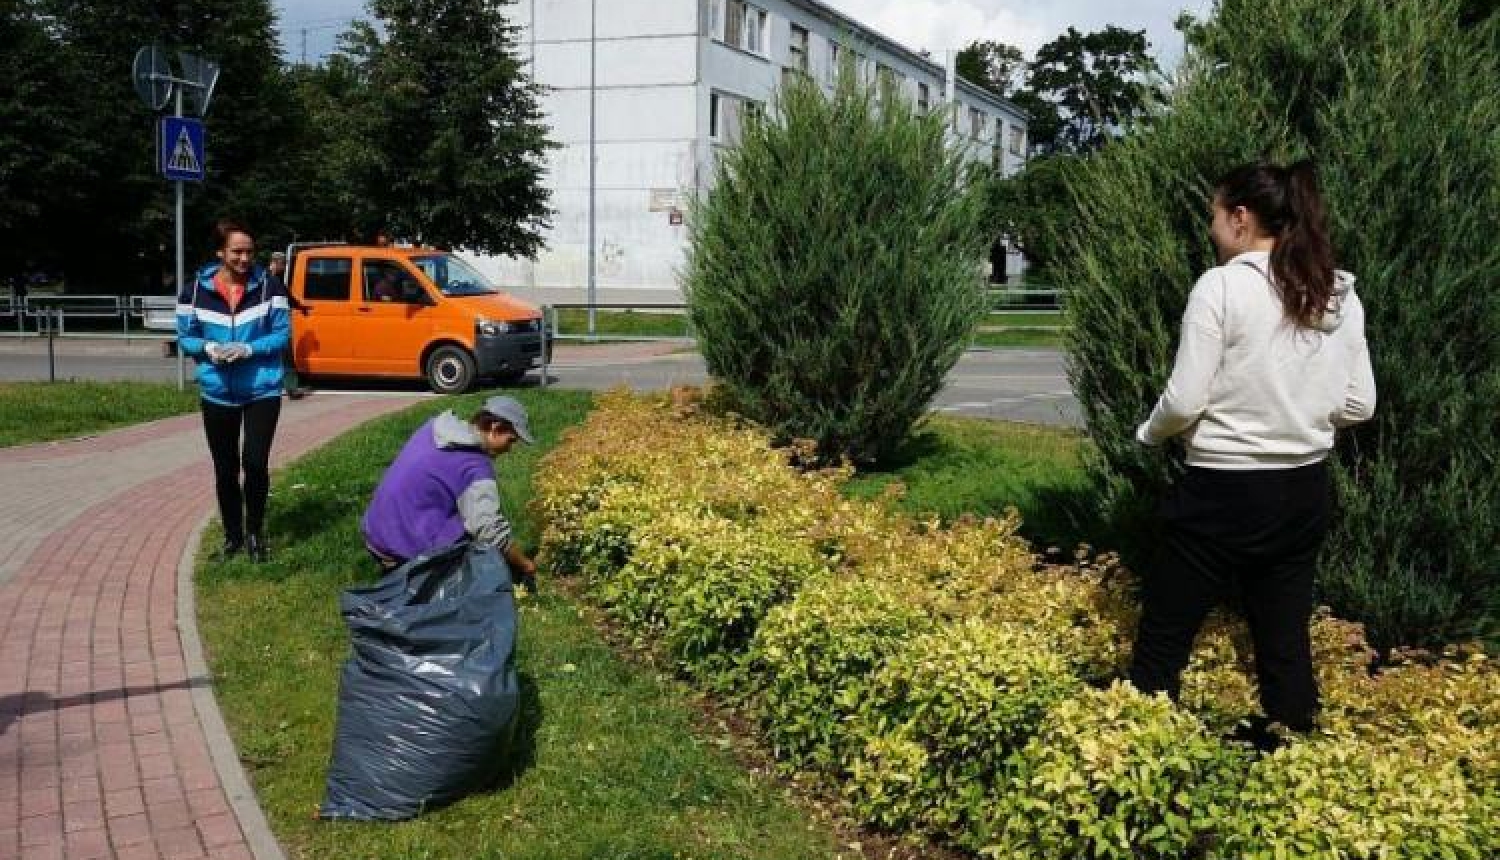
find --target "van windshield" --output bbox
[410,255,498,297]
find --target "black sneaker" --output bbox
[218,538,244,560]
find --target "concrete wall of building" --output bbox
[465,0,1028,304]
[467,0,700,304]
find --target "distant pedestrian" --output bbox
[268,251,310,399]
[1128,160,1377,749]
[361,396,539,585]
[176,219,291,563]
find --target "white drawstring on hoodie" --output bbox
[1136,250,1377,469]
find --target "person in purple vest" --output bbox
[361,396,539,582]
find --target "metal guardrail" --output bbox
[0,294,179,337]
[541,288,1066,345]
[0,287,1066,343]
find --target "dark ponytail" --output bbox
[1215,160,1336,328]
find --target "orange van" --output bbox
[285,244,546,393]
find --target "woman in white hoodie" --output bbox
[1128,161,1376,747]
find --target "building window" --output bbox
[917,82,930,113]
[969,107,985,139]
[713,0,769,57]
[1009,125,1025,156]
[711,91,761,146]
[744,5,766,54]
[789,24,809,73]
[827,42,843,83]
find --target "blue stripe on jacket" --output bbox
[176,262,291,405]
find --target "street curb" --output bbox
[176,516,290,860]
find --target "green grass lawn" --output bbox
[546,308,1067,350]
[970,311,1065,349]
[0,380,199,447]
[552,308,692,340]
[846,414,1095,552]
[196,389,854,860]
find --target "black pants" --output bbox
[201,397,282,543]
[1128,462,1332,731]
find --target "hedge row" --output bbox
[532,391,1499,859]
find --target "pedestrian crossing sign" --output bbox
[160,117,205,182]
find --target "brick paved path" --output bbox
[0,393,425,859]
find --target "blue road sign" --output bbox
[160,117,205,182]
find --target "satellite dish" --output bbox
[131,45,173,111]
[178,51,221,117]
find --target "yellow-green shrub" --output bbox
[847,618,1083,836]
[616,512,829,687]
[981,683,1247,860]
[978,561,1136,682]
[1321,651,1500,801]
[533,390,1500,859]
[1179,613,1260,732]
[748,574,936,771]
[1218,737,1490,860]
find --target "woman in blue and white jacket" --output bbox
[176,219,291,562]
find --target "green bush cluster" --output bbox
[683,58,991,466]
[1050,0,1500,648]
[847,619,1082,837]
[1221,739,1491,860]
[983,683,1246,860]
[533,391,1500,858]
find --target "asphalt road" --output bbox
[0,336,1081,427]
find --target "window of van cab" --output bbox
[362,260,423,303]
[304,257,352,301]
[410,254,497,297]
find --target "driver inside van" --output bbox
[369,270,401,302]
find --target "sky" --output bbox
[272,0,1213,70]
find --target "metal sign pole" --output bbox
[174,86,186,390]
[587,0,597,338]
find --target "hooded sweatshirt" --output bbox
[176,262,290,406]
[361,411,515,561]
[1136,250,1376,469]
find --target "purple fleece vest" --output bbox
[361,417,495,561]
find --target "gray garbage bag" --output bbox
[319,540,521,820]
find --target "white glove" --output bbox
[220,343,252,363]
[204,341,226,363]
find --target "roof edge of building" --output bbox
[784,0,1028,120]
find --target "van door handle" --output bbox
[357,307,372,313]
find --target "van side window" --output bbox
[304,258,352,301]
[363,261,423,303]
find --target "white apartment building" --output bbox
[466,0,1030,305]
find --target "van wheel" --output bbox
[425,346,476,394]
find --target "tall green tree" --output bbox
[955,39,1025,99]
[685,66,991,466]
[1017,26,1163,154]
[32,0,290,290]
[987,153,1086,280]
[341,0,553,255]
[1054,0,1500,649]
[0,0,99,278]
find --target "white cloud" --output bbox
[824,0,1210,68]
[832,0,1054,57]
[275,0,1212,69]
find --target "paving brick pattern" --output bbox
[0,393,424,859]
